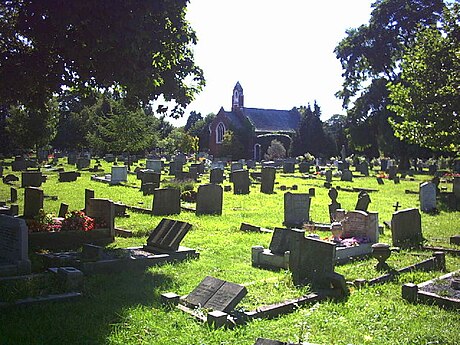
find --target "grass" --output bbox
[0,157,459,345]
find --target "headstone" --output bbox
[269,227,295,254]
[341,169,353,182]
[104,154,115,163]
[110,166,128,184]
[325,170,332,183]
[10,187,17,203]
[282,162,295,174]
[0,215,32,276]
[419,182,436,212]
[260,167,276,194]
[21,171,43,188]
[388,165,397,180]
[188,166,199,181]
[141,171,161,190]
[196,184,223,215]
[355,191,371,212]
[146,218,192,251]
[58,171,80,182]
[359,161,369,176]
[12,157,27,171]
[381,159,388,172]
[454,177,460,200]
[246,160,256,169]
[232,170,250,195]
[298,162,310,173]
[391,208,423,247]
[328,187,341,222]
[185,276,247,313]
[308,188,315,197]
[284,192,311,227]
[289,229,336,288]
[231,162,243,172]
[0,165,3,177]
[393,176,400,184]
[84,189,95,213]
[152,188,181,216]
[210,168,224,184]
[335,210,377,242]
[146,159,162,173]
[86,198,115,234]
[23,187,44,219]
[76,157,90,170]
[67,154,77,165]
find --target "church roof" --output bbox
[242,107,300,133]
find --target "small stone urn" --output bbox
[331,222,343,242]
[371,243,391,270]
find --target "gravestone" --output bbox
[185,276,247,313]
[196,184,223,215]
[110,166,128,184]
[12,157,27,171]
[146,159,162,173]
[325,170,332,183]
[454,177,460,200]
[388,165,397,180]
[391,208,423,247]
[58,203,69,218]
[84,189,95,213]
[355,191,371,212]
[268,227,295,255]
[232,170,250,195]
[246,160,256,169]
[21,171,43,188]
[104,154,115,163]
[0,215,31,276]
[284,192,311,227]
[67,154,77,165]
[298,162,310,173]
[0,165,3,177]
[210,168,224,184]
[231,162,243,172]
[289,229,336,288]
[10,187,17,203]
[152,188,181,216]
[393,176,400,184]
[359,161,369,176]
[261,167,276,194]
[328,187,341,222]
[282,162,295,173]
[141,171,161,190]
[381,159,388,172]
[419,182,436,212]
[76,157,90,170]
[335,210,378,243]
[23,187,44,219]
[188,166,199,181]
[86,198,115,234]
[146,218,192,251]
[341,169,353,182]
[58,171,80,182]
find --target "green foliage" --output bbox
[388,3,460,152]
[219,129,246,159]
[0,0,204,117]
[264,139,286,160]
[184,111,202,132]
[187,112,215,152]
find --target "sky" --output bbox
[168,0,375,127]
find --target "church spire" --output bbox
[232,81,244,111]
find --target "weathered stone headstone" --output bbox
[335,210,378,243]
[67,154,77,165]
[23,187,44,219]
[58,171,80,182]
[210,168,224,184]
[146,159,162,173]
[328,187,341,222]
[146,218,192,251]
[359,161,369,176]
[284,192,310,227]
[86,198,115,235]
[152,188,181,215]
[233,169,250,195]
[268,227,295,255]
[341,169,353,182]
[231,162,243,172]
[141,171,161,190]
[419,182,436,212]
[388,165,397,180]
[325,170,332,183]
[298,162,310,173]
[391,208,423,247]
[21,171,43,188]
[261,167,276,194]
[282,162,295,173]
[76,157,90,170]
[10,187,17,203]
[0,215,31,277]
[196,184,223,215]
[185,276,247,313]
[84,189,95,213]
[110,166,128,184]
[355,191,371,212]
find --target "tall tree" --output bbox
[184,111,202,132]
[0,0,204,117]
[388,3,460,152]
[335,0,445,155]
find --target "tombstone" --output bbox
[10,187,17,203]
[58,203,69,218]
[84,189,95,213]
[141,171,161,190]
[67,154,77,165]
[232,170,250,195]
[260,167,276,194]
[191,163,204,175]
[76,157,90,170]
[428,164,437,175]
[58,171,80,182]
[146,218,192,252]
[341,169,353,182]
[246,160,256,169]
[210,168,224,184]
[104,154,115,163]
[284,192,311,227]
[268,228,296,255]
[393,176,400,184]
[146,159,162,173]
[141,183,156,196]
[282,162,295,174]
[0,215,32,276]
[355,191,371,212]
[419,182,436,212]
[196,184,223,215]
[391,208,423,247]
[359,161,369,176]
[308,188,315,197]
[0,165,3,177]
[231,162,243,172]
[335,210,377,242]
[289,229,336,288]
[328,188,341,222]
[454,177,460,200]
[12,157,27,171]
[388,165,397,180]
[376,177,384,185]
[152,188,181,216]
[170,161,184,176]
[110,166,128,184]
[380,159,388,172]
[188,166,199,181]
[86,198,115,235]
[298,162,310,173]
[184,276,247,313]
[21,171,43,188]
[23,187,44,219]
[325,170,332,183]
[174,153,187,165]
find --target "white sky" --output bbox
[168,0,374,126]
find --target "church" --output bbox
[208,82,301,160]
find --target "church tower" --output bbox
[232,82,244,112]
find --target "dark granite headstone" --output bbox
[58,171,80,182]
[21,171,43,188]
[261,167,276,194]
[391,208,423,247]
[0,215,31,277]
[196,184,223,215]
[355,191,371,212]
[210,168,224,184]
[146,218,191,251]
[152,188,181,216]
[284,192,310,227]
[282,162,295,173]
[232,170,250,195]
[269,228,294,255]
[10,187,17,203]
[23,187,44,219]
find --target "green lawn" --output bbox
[0,158,459,345]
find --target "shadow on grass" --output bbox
[0,269,175,345]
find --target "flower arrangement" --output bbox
[27,209,101,233]
[61,211,95,232]
[27,209,62,232]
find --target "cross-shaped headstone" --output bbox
[393,201,400,212]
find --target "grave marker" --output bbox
[233,170,250,194]
[146,218,192,251]
[419,182,436,212]
[23,187,44,219]
[0,215,31,276]
[260,167,276,194]
[355,191,371,212]
[196,184,223,215]
[328,187,341,222]
[284,192,310,227]
[210,168,224,184]
[21,171,43,188]
[391,208,423,247]
[110,166,128,184]
[152,188,181,216]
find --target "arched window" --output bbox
[216,122,225,144]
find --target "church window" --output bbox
[216,122,225,144]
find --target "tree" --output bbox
[388,3,460,152]
[219,130,245,159]
[184,111,202,132]
[323,114,348,157]
[0,1,204,117]
[187,112,215,151]
[265,140,286,160]
[334,0,445,155]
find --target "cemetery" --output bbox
[0,154,459,344]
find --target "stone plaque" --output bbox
[146,218,192,251]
